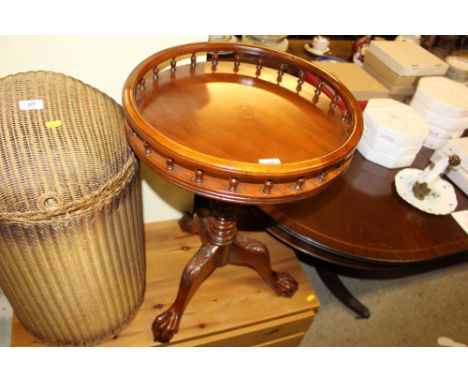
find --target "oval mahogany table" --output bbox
[261,147,468,318]
[123,42,363,342]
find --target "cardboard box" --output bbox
[364,51,417,86]
[388,94,412,103]
[368,41,449,77]
[363,62,416,95]
[314,61,389,100]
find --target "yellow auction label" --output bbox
[306,294,316,302]
[45,120,62,128]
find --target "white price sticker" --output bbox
[19,99,44,111]
[258,158,281,165]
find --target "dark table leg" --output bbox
[151,200,299,343]
[314,264,371,319]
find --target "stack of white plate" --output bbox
[445,56,468,83]
[430,137,468,196]
[358,98,428,168]
[410,77,468,150]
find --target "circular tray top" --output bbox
[123,42,363,204]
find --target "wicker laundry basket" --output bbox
[0,71,145,346]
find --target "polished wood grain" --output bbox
[11,220,319,347]
[138,64,345,164]
[123,42,363,204]
[262,148,468,264]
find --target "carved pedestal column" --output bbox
[151,200,299,343]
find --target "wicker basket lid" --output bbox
[0,71,132,218]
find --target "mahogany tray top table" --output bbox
[122,42,363,342]
[261,147,468,318]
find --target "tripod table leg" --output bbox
[152,243,220,343]
[228,233,298,297]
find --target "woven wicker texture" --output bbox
[0,71,145,346]
[0,71,131,217]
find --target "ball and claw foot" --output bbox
[231,234,299,298]
[178,212,196,234]
[273,272,299,297]
[178,210,209,236]
[152,308,180,343]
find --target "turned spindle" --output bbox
[170,58,177,72]
[329,95,339,115]
[296,71,305,92]
[195,169,204,184]
[228,177,239,192]
[263,180,274,194]
[294,177,306,191]
[153,67,159,80]
[318,171,327,182]
[233,54,240,73]
[143,142,152,156]
[166,158,175,172]
[256,57,263,76]
[139,78,146,91]
[341,110,350,123]
[313,82,323,104]
[190,53,197,69]
[277,64,285,83]
[211,52,219,71]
